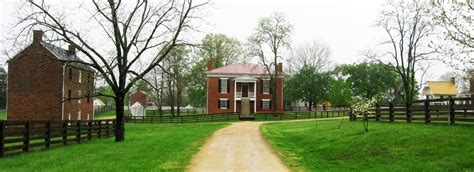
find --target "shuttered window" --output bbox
[220,79,228,93]
[262,99,271,109]
[263,80,270,94]
[219,99,229,109]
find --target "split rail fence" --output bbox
[351,97,474,124]
[0,119,115,157]
[125,109,350,123]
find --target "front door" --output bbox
[242,84,248,97]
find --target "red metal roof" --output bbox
[207,63,267,75]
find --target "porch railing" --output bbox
[235,92,255,98]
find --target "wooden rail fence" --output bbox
[126,110,350,123]
[0,119,115,157]
[351,97,474,124]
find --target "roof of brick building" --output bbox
[41,42,95,72]
[207,63,267,75]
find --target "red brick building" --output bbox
[129,90,147,108]
[7,30,94,121]
[206,61,284,114]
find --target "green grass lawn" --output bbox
[0,111,5,120]
[262,120,474,171]
[0,122,229,171]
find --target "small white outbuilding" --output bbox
[131,102,145,118]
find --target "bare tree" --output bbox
[431,1,473,73]
[14,0,207,141]
[288,40,331,73]
[248,12,292,111]
[375,0,436,103]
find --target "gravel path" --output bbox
[187,121,289,172]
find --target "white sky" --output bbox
[0,0,453,81]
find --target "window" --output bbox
[219,99,228,109]
[262,99,271,109]
[77,110,81,120]
[69,68,72,80]
[78,71,82,83]
[87,92,90,103]
[68,113,71,120]
[87,113,90,120]
[78,91,82,104]
[263,80,270,94]
[220,79,228,93]
[68,90,71,102]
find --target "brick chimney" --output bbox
[450,77,455,84]
[33,30,44,43]
[68,44,76,55]
[277,63,283,73]
[207,59,214,71]
[470,71,474,94]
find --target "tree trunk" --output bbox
[308,101,312,111]
[115,96,125,142]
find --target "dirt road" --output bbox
[187,121,289,172]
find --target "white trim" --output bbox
[219,98,229,100]
[254,81,257,113]
[61,63,67,120]
[262,99,271,101]
[206,77,209,114]
[220,78,228,93]
[234,80,236,113]
[262,78,270,80]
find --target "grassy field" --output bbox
[0,111,5,120]
[0,122,229,171]
[262,120,474,171]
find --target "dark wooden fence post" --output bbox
[424,98,430,124]
[106,120,110,137]
[76,121,81,143]
[349,108,354,120]
[23,121,31,152]
[449,96,455,125]
[0,120,5,157]
[88,121,92,140]
[63,121,68,145]
[389,102,394,122]
[375,103,380,121]
[45,120,51,148]
[98,120,102,138]
[406,101,412,122]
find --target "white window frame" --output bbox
[220,78,228,93]
[68,113,71,120]
[78,91,82,104]
[87,113,90,120]
[219,98,228,109]
[77,110,81,120]
[262,99,271,109]
[78,71,82,83]
[262,79,270,94]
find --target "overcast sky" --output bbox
[0,0,452,81]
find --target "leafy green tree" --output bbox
[336,63,403,102]
[185,33,244,108]
[328,79,352,107]
[285,66,333,111]
[186,59,207,107]
[248,12,292,111]
[199,33,244,68]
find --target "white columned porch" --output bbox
[234,80,237,112]
[233,75,258,113]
